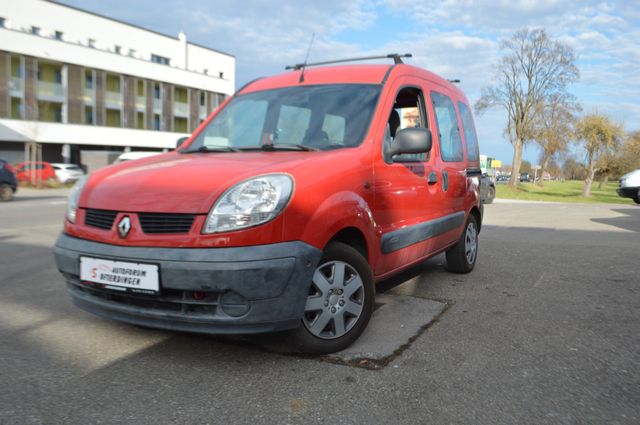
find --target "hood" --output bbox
[80,151,313,213]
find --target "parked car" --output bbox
[617,169,640,204]
[54,54,484,354]
[480,173,496,204]
[114,151,162,163]
[51,163,86,184]
[496,175,509,183]
[0,159,18,201]
[14,161,57,183]
[519,172,530,182]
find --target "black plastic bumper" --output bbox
[616,187,639,199]
[54,233,322,334]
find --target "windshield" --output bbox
[185,84,381,152]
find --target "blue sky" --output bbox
[60,0,640,165]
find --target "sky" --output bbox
[59,0,640,165]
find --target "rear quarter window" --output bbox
[431,91,463,162]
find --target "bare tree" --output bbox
[531,94,580,186]
[476,28,579,187]
[575,113,624,197]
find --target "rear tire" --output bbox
[446,214,479,274]
[0,184,13,201]
[287,242,374,354]
[634,191,640,204]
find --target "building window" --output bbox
[151,54,170,65]
[85,71,93,89]
[153,114,161,130]
[31,26,40,35]
[106,109,122,127]
[137,80,145,97]
[85,106,93,125]
[153,83,161,99]
[137,112,145,129]
[200,92,205,106]
[55,69,62,84]
[114,45,121,54]
[0,17,6,28]
[88,38,95,48]
[219,72,224,79]
[128,49,136,57]
[54,31,63,40]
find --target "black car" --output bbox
[480,173,495,204]
[0,159,18,201]
[519,172,531,182]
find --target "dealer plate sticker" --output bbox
[80,257,159,293]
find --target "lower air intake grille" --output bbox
[138,213,195,234]
[84,209,118,230]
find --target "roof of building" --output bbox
[47,0,234,58]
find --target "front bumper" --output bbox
[616,186,639,199]
[54,233,322,334]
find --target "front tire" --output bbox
[288,242,374,354]
[634,190,640,205]
[446,214,479,274]
[0,184,13,201]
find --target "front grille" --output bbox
[138,213,195,234]
[84,209,118,230]
[67,278,219,316]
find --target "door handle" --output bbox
[428,171,438,185]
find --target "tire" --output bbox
[287,242,375,354]
[634,191,640,205]
[0,184,13,201]
[485,185,495,204]
[445,214,479,274]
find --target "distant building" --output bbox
[0,0,235,169]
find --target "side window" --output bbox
[322,114,346,144]
[431,91,463,162]
[458,102,479,161]
[385,87,428,162]
[276,105,311,145]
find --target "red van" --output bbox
[54,55,483,354]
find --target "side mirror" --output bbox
[385,128,432,161]
[176,136,189,149]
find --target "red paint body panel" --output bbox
[14,161,56,182]
[65,63,481,280]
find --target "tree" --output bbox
[475,28,579,188]
[530,94,580,186]
[562,157,587,180]
[575,113,624,197]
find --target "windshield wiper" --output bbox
[241,143,318,152]
[184,145,240,153]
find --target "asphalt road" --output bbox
[1,190,639,424]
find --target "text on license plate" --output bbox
[79,257,159,293]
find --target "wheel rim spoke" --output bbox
[305,296,325,312]
[332,262,346,286]
[343,275,363,298]
[333,314,346,336]
[312,269,332,294]
[309,310,332,335]
[343,300,363,316]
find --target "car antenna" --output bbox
[299,33,315,83]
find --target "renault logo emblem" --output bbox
[117,216,131,238]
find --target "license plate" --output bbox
[80,256,159,294]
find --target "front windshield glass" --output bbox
[185,84,381,152]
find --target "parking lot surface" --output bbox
[1,191,639,424]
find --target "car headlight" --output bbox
[203,174,294,233]
[66,175,89,223]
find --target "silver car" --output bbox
[51,163,85,184]
[617,169,640,204]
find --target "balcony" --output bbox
[37,81,64,101]
[135,96,146,110]
[104,91,122,108]
[173,101,189,117]
[82,87,95,103]
[9,77,23,97]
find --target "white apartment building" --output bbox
[0,0,235,168]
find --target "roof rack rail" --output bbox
[285,53,412,71]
